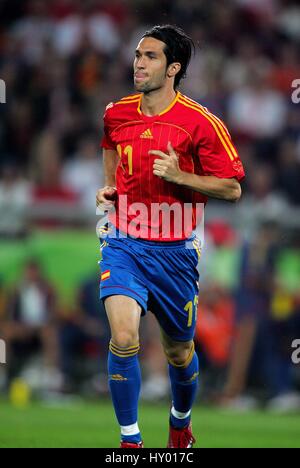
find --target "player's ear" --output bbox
[167,62,181,79]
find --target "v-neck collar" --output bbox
[137,91,179,121]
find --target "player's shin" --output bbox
[168,342,199,428]
[108,340,142,444]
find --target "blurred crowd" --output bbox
[0,0,300,409]
[0,0,300,230]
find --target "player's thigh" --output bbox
[149,267,199,342]
[147,251,199,343]
[105,295,142,347]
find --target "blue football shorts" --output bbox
[98,225,201,342]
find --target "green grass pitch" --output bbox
[0,400,299,448]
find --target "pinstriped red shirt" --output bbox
[101,91,245,241]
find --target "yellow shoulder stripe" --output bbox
[179,95,238,158]
[178,97,237,161]
[181,94,231,137]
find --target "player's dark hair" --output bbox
[142,24,195,89]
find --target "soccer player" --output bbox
[96,25,245,448]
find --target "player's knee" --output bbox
[164,343,192,367]
[111,330,139,349]
[167,352,188,367]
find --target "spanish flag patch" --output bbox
[101,270,111,281]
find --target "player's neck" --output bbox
[140,87,177,116]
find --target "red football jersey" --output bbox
[101,91,245,241]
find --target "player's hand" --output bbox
[150,142,182,183]
[96,186,117,209]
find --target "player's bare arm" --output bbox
[96,148,118,207]
[150,142,241,202]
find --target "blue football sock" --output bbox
[168,343,199,429]
[121,433,142,444]
[108,341,142,441]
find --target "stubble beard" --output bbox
[135,81,160,94]
[134,72,167,94]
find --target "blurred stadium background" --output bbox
[0,0,300,448]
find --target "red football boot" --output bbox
[167,422,196,448]
[120,441,144,448]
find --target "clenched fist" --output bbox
[96,186,117,209]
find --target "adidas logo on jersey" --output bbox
[140,128,153,139]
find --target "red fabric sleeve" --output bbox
[195,118,245,181]
[100,105,116,150]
